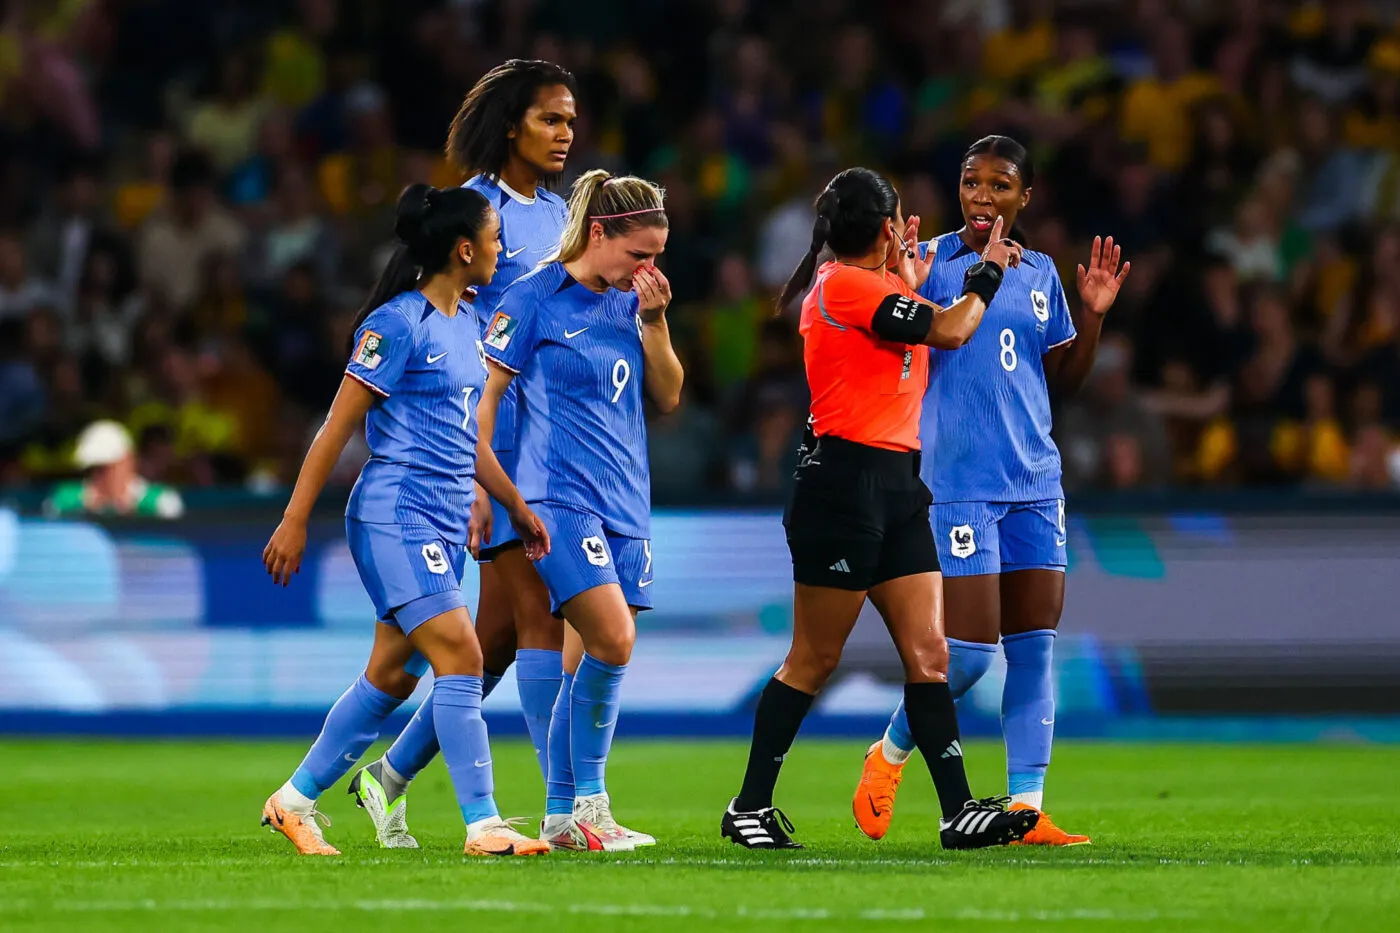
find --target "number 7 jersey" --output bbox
[343,290,489,542]
[483,261,651,539]
[918,233,1076,503]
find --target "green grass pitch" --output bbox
[2,737,1398,932]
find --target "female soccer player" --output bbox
[853,136,1129,846]
[259,183,552,857]
[479,169,682,851]
[720,167,1038,851]
[350,60,577,848]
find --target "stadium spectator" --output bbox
[43,419,184,518]
[4,0,1400,500]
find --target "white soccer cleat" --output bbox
[347,761,418,849]
[540,813,605,851]
[573,793,655,851]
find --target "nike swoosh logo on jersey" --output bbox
[505,246,528,258]
[427,351,449,363]
[1055,537,1066,547]
[638,578,654,588]
[564,327,589,339]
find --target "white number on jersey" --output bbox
[611,359,632,403]
[461,387,475,429]
[998,328,1018,373]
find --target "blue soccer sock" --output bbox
[570,654,625,799]
[545,672,576,815]
[381,666,505,784]
[515,649,562,782]
[432,674,499,826]
[1002,629,1056,808]
[289,675,403,800]
[383,686,438,783]
[884,638,998,761]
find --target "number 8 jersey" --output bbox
[917,233,1076,503]
[484,261,651,539]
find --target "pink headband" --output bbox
[592,207,665,220]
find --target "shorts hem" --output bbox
[477,538,524,563]
[999,563,1067,574]
[393,590,466,633]
[792,568,872,591]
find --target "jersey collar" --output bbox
[494,176,537,205]
[941,234,1038,268]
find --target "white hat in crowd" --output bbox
[73,420,134,469]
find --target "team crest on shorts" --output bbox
[581,536,610,567]
[421,542,450,575]
[949,524,976,559]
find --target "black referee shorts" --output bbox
[783,435,940,591]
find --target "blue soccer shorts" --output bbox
[530,502,653,616]
[346,519,468,634]
[932,498,1067,578]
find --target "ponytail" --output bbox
[776,195,834,313]
[557,168,667,263]
[349,182,494,351]
[775,167,899,313]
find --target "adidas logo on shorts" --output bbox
[829,559,851,573]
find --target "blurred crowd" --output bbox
[4,0,1400,507]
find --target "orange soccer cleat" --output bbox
[1007,803,1091,846]
[261,794,341,856]
[463,817,553,857]
[853,741,906,840]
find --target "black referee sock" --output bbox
[734,678,815,812]
[903,681,974,820]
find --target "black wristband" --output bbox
[962,260,1004,305]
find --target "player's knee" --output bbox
[783,642,844,692]
[364,661,420,700]
[514,601,564,651]
[426,628,484,676]
[902,633,949,682]
[588,618,636,667]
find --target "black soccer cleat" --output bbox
[721,798,804,849]
[939,796,1040,850]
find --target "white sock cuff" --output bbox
[881,733,913,765]
[278,781,317,812]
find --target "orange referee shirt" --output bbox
[798,261,929,452]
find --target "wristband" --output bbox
[962,260,1004,305]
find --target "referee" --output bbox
[721,167,1040,851]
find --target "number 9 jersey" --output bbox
[483,261,650,540]
[917,233,1076,504]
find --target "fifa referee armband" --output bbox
[961,260,1004,305]
[870,293,934,344]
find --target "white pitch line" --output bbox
[0,898,1191,923]
[0,855,1346,869]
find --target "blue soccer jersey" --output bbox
[344,291,489,543]
[463,174,567,453]
[484,261,651,539]
[918,232,1076,503]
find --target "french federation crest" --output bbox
[1030,289,1050,323]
